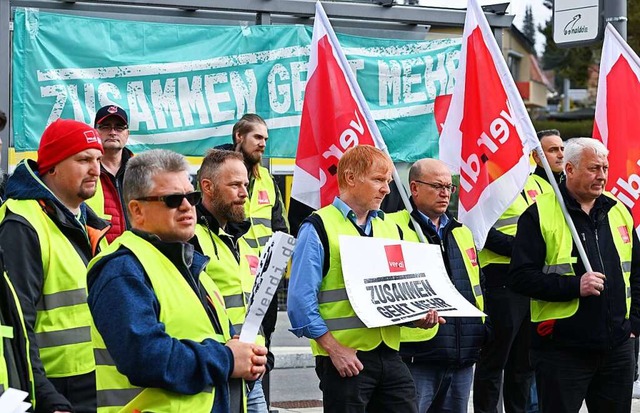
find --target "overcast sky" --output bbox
[421,0,552,53]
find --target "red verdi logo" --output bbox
[618,226,631,244]
[465,248,478,266]
[257,190,270,205]
[384,244,406,273]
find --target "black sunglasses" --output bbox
[136,191,201,208]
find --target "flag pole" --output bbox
[535,146,593,272]
[315,1,428,243]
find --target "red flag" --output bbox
[291,2,379,209]
[438,0,539,249]
[594,24,640,234]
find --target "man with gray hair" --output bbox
[509,138,640,412]
[88,149,268,413]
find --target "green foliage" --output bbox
[628,1,640,53]
[522,5,536,47]
[533,120,595,139]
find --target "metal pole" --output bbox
[563,78,570,112]
[0,0,11,174]
[604,0,627,41]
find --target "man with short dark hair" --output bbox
[0,118,109,413]
[86,105,133,242]
[509,137,640,412]
[532,129,565,190]
[192,149,272,413]
[88,149,267,413]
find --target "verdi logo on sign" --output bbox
[553,0,602,47]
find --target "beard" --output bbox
[242,149,262,166]
[212,196,246,224]
[78,181,98,200]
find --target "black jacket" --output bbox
[399,207,487,367]
[508,182,640,350]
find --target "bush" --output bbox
[532,120,595,139]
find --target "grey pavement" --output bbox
[269,311,640,412]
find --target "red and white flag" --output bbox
[291,1,384,209]
[439,0,540,249]
[594,24,640,235]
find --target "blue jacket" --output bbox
[87,230,238,413]
[399,208,487,368]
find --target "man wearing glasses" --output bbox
[389,158,485,413]
[87,105,133,242]
[87,149,268,413]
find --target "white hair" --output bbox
[563,137,608,168]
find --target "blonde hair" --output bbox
[337,145,393,190]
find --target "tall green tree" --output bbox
[522,5,536,47]
[539,0,595,89]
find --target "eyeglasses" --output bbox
[97,124,128,132]
[136,191,201,208]
[414,180,457,193]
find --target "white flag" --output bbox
[439,0,540,249]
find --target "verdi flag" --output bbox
[594,24,640,234]
[438,0,540,249]
[291,1,384,209]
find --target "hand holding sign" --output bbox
[339,235,485,328]
[413,309,447,330]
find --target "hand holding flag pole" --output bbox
[438,0,592,272]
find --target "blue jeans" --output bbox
[247,378,269,413]
[407,363,473,413]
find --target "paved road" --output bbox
[269,311,640,412]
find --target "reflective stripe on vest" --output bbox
[0,272,35,406]
[244,166,276,254]
[0,198,94,378]
[532,192,633,322]
[479,175,546,267]
[388,210,484,343]
[194,223,264,345]
[310,205,402,356]
[89,231,233,413]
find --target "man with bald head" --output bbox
[389,158,486,413]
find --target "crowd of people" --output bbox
[0,106,637,413]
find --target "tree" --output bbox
[522,5,536,47]
[628,0,640,53]
[539,0,595,89]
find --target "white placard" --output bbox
[0,388,31,413]
[553,0,601,46]
[339,235,485,328]
[239,232,296,343]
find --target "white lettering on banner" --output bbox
[610,159,640,209]
[379,55,455,107]
[459,100,517,192]
[127,81,157,130]
[151,78,183,129]
[401,58,428,104]
[178,76,210,127]
[35,46,458,138]
[204,73,234,123]
[268,64,291,114]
